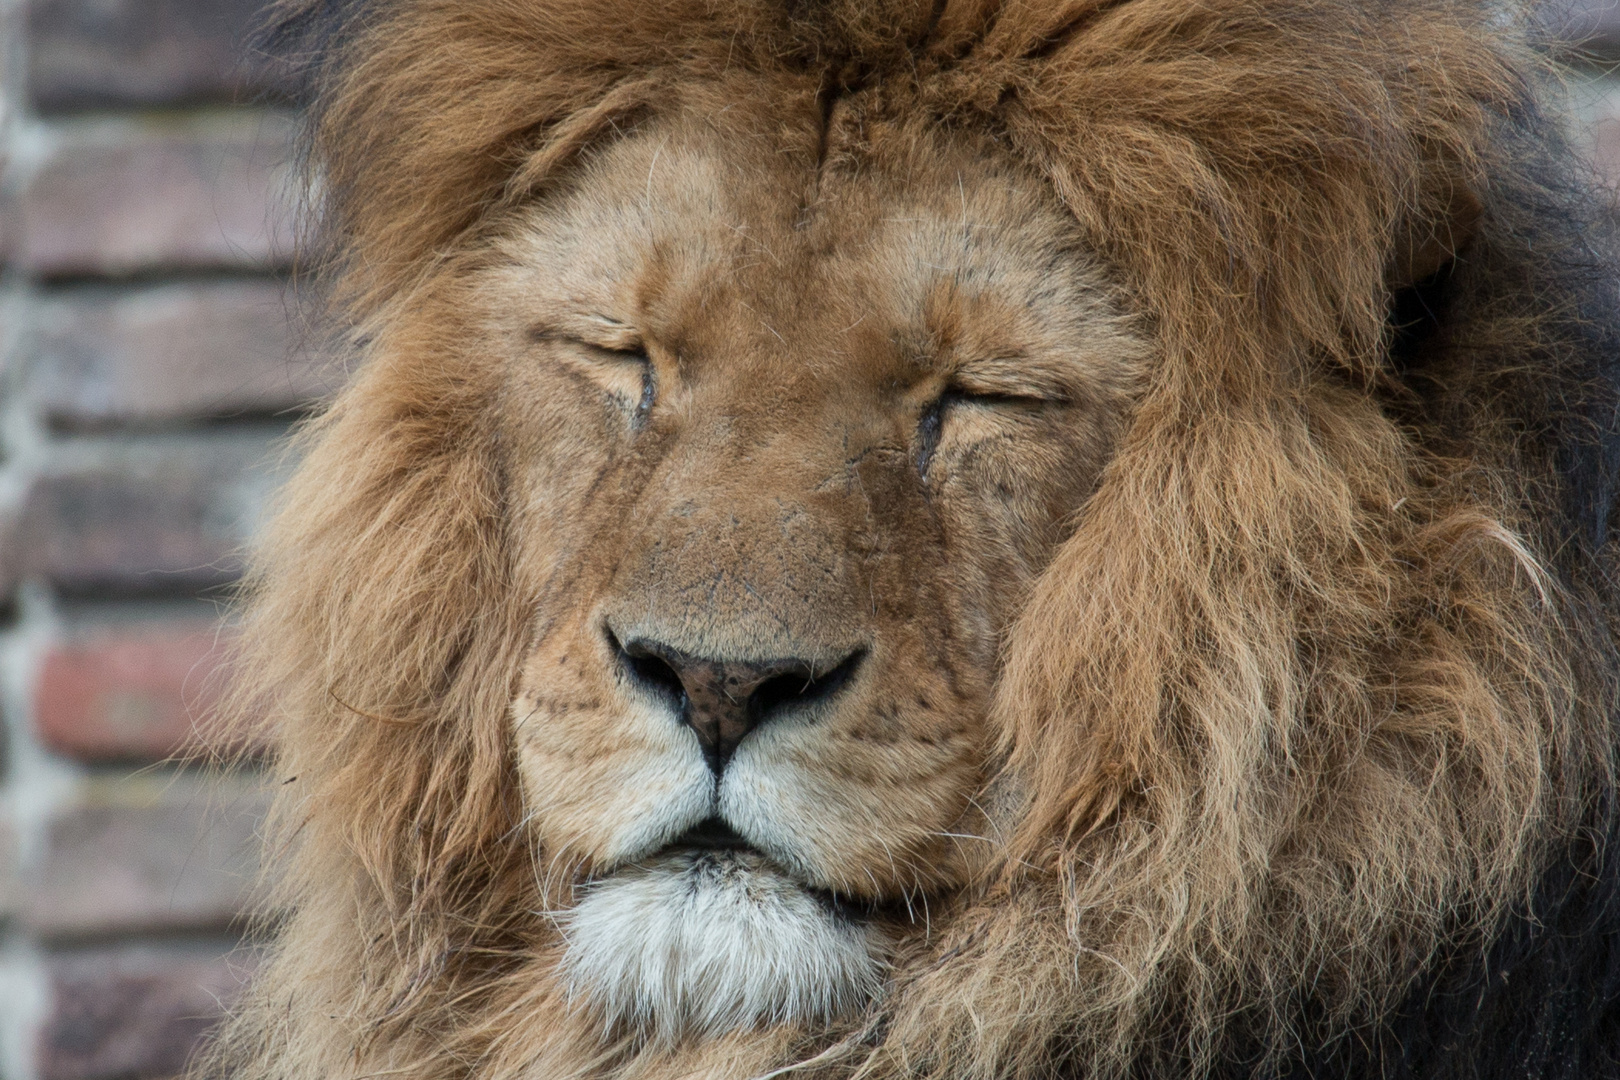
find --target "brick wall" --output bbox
[0,1,332,1077]
[0,2,1614,1079]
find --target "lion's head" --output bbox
[498,107,1146,1039]
[205,1,1620,1077]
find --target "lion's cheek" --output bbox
[719,721,980,897]
[514,694,714,872]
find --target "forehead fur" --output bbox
[287,0,1514,378]
[487,108,1136,392]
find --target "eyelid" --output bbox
[528,326,650,361]
[946,365,1073,406]
[579,340,650,362]
[944,383,1068,407]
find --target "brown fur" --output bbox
[199,2,1618,1078]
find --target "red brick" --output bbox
[14,114,296,277]
[29,0,293,110]
[34,618,248,762]
[39,943,257,1080]
[37,280,336,427]
[17,432,287,593]
[26,772,269,938]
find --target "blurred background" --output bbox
[0,1,1615,1078]
[0,1,319,1077]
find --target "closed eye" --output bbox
[578,340,651,365]
[580,343,656,427]
[528,327,657,425]
[946,358,1076,408]
[915,388,1064,481]
[946,389,1055,409]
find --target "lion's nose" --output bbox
[613,634,864,774]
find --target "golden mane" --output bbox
[199,1,1620,1077]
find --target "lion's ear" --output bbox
[1390,178,1483,287]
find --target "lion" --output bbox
[198,0,1620,1077]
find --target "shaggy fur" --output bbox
[560,851,888,1040]
[199,1,1620,1078]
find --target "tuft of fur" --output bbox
[196,1,1620,1078]
[561,852,887,1044]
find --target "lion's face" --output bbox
[473,95,1142,1039]
[204,4,1614,1076]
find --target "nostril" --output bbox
[629,652,687,704]
[612,632,688,709]
[746,649,865,725]
[607,629,865,773]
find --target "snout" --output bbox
[513,458,983,905]
[611,628,867,774]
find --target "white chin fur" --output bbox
[560,850,885,1041]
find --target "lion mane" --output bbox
[200,1,1620,1077]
